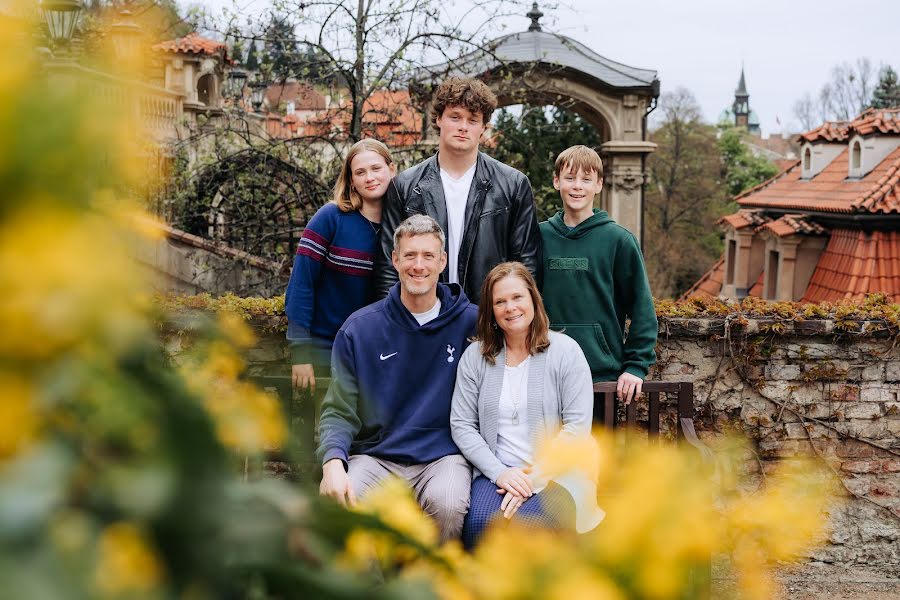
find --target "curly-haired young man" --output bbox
[374,77,542,304]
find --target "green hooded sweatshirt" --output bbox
[539,209,657,382]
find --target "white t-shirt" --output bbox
[495,356,533,468]
[440,164,476,284]
[410,299,441,326]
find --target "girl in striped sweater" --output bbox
[285,139,396,391]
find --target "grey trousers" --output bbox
[348,453,471,542]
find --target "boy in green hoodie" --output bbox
[540,145,657,404]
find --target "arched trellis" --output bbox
[179,149,329,262]
[411,9,659,241]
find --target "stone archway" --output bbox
[412,5,659,242]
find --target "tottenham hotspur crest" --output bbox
[446,344,455,363]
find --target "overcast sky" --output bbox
[193,0,899,136]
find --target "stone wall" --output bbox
[209,316,900,567]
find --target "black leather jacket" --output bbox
[374,152,542,304]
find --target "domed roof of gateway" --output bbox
[414,28,659,95]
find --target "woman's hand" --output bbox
[292,363,316,391]
[500,490,526,519]
[495,467,533,498]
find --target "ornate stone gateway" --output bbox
[413,3,659,242]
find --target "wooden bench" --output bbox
[593,381,711,458]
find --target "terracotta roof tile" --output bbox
[718,209,769,230]
[679,256,724,300]
[265,82,327,110]
[153,33,227,58]
[800,121,850,143]
[748,271,765,297]
[737,146,900,214]
[802,229,900,302]
[757,214,828,238]
[266,88,423,146]
[850,107,900,137]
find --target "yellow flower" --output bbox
[94,522,165,596]
[353,477,438,547]
[217,311,257,349]
[0,208,149,361]
[0,372,39,459]
[545,566,624,600]
[202,382,286,453]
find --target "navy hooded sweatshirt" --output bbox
[317,282,478,466]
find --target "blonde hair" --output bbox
[332,139,394,212]
[554,145,604,179]
[475,262,550,365]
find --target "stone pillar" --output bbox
[600,141,656,243]
[777,238,801,301]
[734,229,755,298]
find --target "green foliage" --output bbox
[487,105,602,220]
[717,126,780,197]
[645,89,729,299]
[261,14,301,81]
[871,65,900,109]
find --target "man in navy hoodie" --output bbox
[317,214,478,541]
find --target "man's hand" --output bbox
[616,372,644,405]
[320,459,356,506]
[292,363,316,392]
[495,467,533,498]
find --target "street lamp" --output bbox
[250,79,267,112]
[225,68,248,100]
[40,0,84,50]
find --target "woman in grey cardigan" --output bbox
[451,262,604,549]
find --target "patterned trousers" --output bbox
[462,475,576,550]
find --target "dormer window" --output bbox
[803,147,811,171]
[850,140,862,174]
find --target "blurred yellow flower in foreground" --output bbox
[334,430,833,599]
[94,521,165,596]
[340,477,439,572]
[0,372,39,460]
[184,342,286,454]
[0,207,149,361]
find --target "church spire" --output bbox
[735,66,748,97]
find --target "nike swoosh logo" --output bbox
[379,352,398,361]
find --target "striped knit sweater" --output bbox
[285,202,379,364]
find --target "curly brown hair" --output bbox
[431,77,498,131]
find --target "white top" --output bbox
[410,299,441,326]
[495,356,533,469]
[440,163,476,284]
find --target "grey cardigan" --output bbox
[450,330,594,483]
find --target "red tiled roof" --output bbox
[679,257,724,300]
[800,121,850,143]
[748,271,765,297]
[153,33,227,57]
[757,214,828,238]
[802,229,900,302]
[718,209,769,230]
[265,82,327,111]
[268,88,423,146]
[773,158,798,172]
[850,107,900,137]
[736,146,900,214]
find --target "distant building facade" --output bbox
[686,107,900,303]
